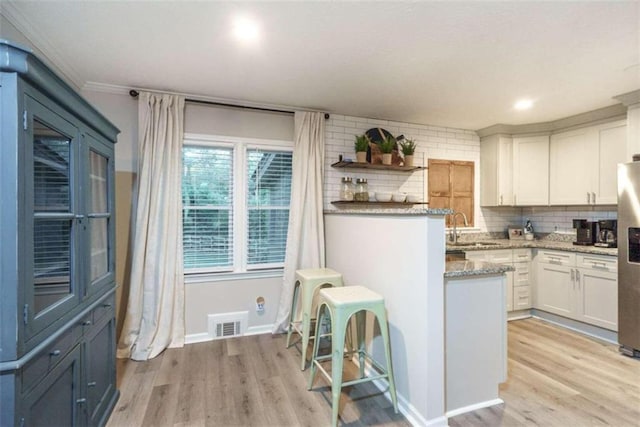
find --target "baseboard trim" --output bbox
[445,398,504,418]
[245,324,274,336]
[184,332,210,345]
[530,310,618,344]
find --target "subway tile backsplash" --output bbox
[322,114,617,233]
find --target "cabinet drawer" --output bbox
[21,324,82,393]
[514,286,532,310]
[576,254,617,273]
[513,248,532,262]
[513,263,531,286]
[485,249,513,264]
[537,250,575,266]
[92,293,115,325]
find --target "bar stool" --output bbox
[286,268,344,370]
[308,285,398,427]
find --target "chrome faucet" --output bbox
[448,211,469,244]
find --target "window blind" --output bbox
[246,149,292,267]
[182,146,234,270]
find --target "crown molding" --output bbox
[82,82,132,96]
[613,89,640,107]
[477,103,628,138]
[1,3,85,90]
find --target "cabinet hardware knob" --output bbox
[76,398,87,404]
[50,350,61,356]
[587,192,591,204]
[87,381,97,387]
[82,320,92,326]
[592,192,596,204]
[102,303,112,308]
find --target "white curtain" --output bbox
[272,112,326,333]
[117,92,186,360]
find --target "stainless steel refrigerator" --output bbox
[618,160,640,357]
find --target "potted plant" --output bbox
[399,139,417,167]
[354,134,369,163]
[380,135,395,165]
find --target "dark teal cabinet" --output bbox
[1,40,119,426]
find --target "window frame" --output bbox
[182,133,293,279]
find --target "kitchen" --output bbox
[1,2,639,427]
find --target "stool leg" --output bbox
[330,311,347,427]
[356,310,366,379]
[377,315,399,414]
[300,306,312,370]
[286,281,300,348]
[308,303,325,390]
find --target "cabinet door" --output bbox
[513,135,549,206]
[576,268,618,331]
[84,134,116,298]
[549,128,596,205]
[21,345,82,427]
[24,94,82,343]
[596,121,626,204]
[480,135,513,206]
[85,316,116,426]
[535,263,573,317]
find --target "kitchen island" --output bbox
[324,209,512,426]
[444,260,513,416]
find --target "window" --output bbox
[182,136,292,275]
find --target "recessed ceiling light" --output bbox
[514,99,534,110]
[232,16,260,43]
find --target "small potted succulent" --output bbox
[399,139,417,167]
[380,135,395,165]
[354,134,369,163]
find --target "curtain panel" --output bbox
[117,92,186,360]
[273,111,326,333]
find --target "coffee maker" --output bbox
[594,219,617,248]
[573,219,596,246]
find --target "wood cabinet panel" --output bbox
[428,159,474,227]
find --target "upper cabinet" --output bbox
[480,135,513,206]
[513,135,550,206]
[549,120,626,205]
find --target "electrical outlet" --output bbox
[256,296,265,313]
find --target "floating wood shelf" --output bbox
[330,161,425,172]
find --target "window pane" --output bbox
[89,151,108,212]
[247,150,292,266]
[182,146,233,269]
[247,209,289,265]
[33,120,70,212]
[34,218,71,313]
[90,218,108,281]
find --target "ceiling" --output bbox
[2,1,639,130]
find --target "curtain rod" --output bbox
[129,89,330,119]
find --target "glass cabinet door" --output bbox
[85,134,115,295]
[26,96,81,339]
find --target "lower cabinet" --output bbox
[6,293,118,427]
[535,250,618,331]
[465,248,532,312]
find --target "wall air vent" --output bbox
[208,311,248,340]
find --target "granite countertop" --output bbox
[324,208,451,216]
[445,260,515,278]
[446,238,618,257]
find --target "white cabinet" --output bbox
[534,250,617,331]
[549,127,596,205]
[513,135,549,205]
[596,121,627,204]
[480,135,513,206]
[465,249,532,312]
[549,120,626,205]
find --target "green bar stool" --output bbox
[286,268,344,370]
[308,285,398,427]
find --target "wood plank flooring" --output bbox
[449,318,640,427]
[107,318,640,427]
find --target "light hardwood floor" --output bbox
[107,318,640,427]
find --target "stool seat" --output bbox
[286,268,344,370]
[320,285,383,307]
[309,285,398,427]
